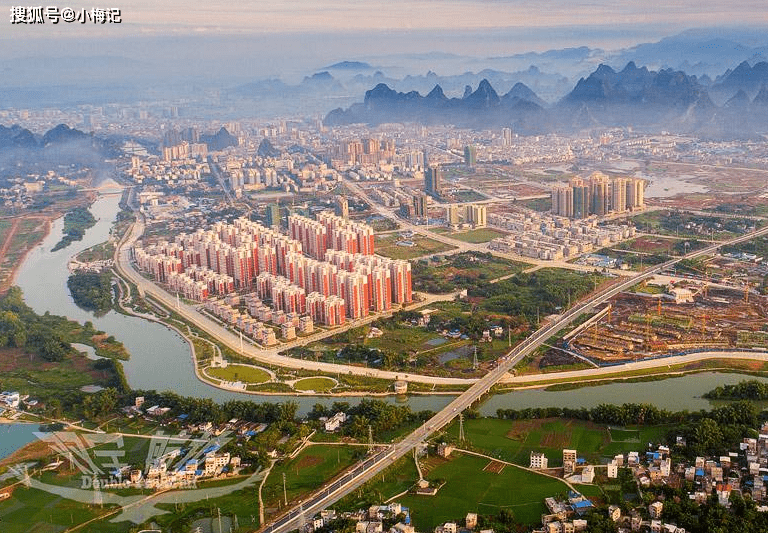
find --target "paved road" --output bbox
[113,218,475,386]
[207,156,235,205]
[343,179,631,276]
[500,350,768,386]
[259,222,768,533]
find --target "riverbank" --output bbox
[498,351,768,390]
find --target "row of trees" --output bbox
[496,401,760,458]
[129,390,299,426]
[308,399,434,439]
[704,380,768,400]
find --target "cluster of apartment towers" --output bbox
[132,212,412,329]
[551,172,645,218]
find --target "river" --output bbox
[14,188,452,415]
[14,187,767,419]
[0,423,40,460]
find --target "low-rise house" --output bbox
[530,452,549,470]
[324,412,347,432]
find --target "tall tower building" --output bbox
[589,172,610,217]
[412,193,428,218]
[570,177,590,219]
[335,196,349,219]
[502,128,513,146]
[464,145,477,167]
[626,178,645,210]
[425,166,443,196]
[551,186,573,217]
[466,205,487,228]
[446,204,461,226]
[611,178,628,213]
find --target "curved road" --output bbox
[113,218,474,386]
[259,222,768,533]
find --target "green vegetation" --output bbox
[294,377,337,392]
[629,210,761,240]
[67,271,114,314]
[515,196,551,212]
[52,206,96,251]
[308,399,433,441]
[451,189,487,203]
[704,379,768,400]
[0,286,127,366]
[442,417,607,466]
[472,268,602,322]
[262,445,361,522]
[144,481,262,533]
[375,233,455,260]
[399,453,568,528]
[368,218,400,232]
[494,401,760,458]
[722,234,768,278]
[207,364,271,384]
[336,455,419,509]
[128,390,299,426]
[0,486,112,533]
[412,252,527,293]
[294,306,516,378]
[445,228,507,244]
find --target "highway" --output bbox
[259,222,768,533]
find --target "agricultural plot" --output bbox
[443,418,672,466]
[399,453,568,528]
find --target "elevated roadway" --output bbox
[260,222,768,533]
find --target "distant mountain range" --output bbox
[324,61,768,139]
[0,124,95,151]
[0,124,121,179]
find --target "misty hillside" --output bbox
[324,61,768,139]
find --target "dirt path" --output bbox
[0,218,21,292]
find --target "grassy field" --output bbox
[261,445,359,521]
[399,453,568,527]
[337,455,420,510]
[293,377,337,392]
[0,344,121,406]
[207,364,271,384]
[412,252,528,293]
[442,418,672,466]
[376,234,455,260]
[444,228,507,244]
[629,210,762,240]
[0,485,112,533]
[365,325,446,354]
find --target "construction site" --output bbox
[563,275,768,363]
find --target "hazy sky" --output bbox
[5,1,768,36]
[3,0,768,83]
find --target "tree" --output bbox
[0,310,26,347]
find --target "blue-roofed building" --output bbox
[572,499,594,516]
